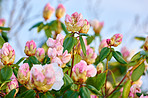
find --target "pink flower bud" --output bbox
[35,48,45,62]
[106,39,114,46]
[0,18,5,32]
[129,84,141,97]
[43,3,54,21]
[80,46,97,64]
[111,33,123,47]
[24,40,37,56]
[0,42,15,65]
[86,64,97,77]
[17,63,30,84]
[140,94,148,98]
[99,39,109,53]
[56,4,66,19]
[121,46,130,59]
[65,12,84,32]
[79,19,90,34]
[143,36,148,51]
[96,63,104,74]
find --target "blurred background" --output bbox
[0,0,148,92]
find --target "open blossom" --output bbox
[80,46,97,64]
[72,60,97,83]
[90,19,104,34]
[107,33,123,47]
[56,4,65,19]
[24,40,37,56]
[35,48,45,62]
[30,63,64,92]
[79,19,90,34]
[17,63,30,84]
[129,84,141,97]
[6,73,19,96]
[96,63,104,74]
[143,36,148,51]
[43,3,54,21]
[121,46,130,59]
[0,42,15,65]
[98,39,109,53]
[65,12,84,32]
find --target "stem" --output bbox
[106,58,145,97]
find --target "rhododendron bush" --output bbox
[0,3,148,98]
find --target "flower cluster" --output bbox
[65,12,90,33]
[46,34,71,68]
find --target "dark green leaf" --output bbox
[40,92,54,98]
[23,59,33,68]
[29,22,43,31]
[2,32,8,42]
[0,36,5,48]
[135,36,145,41]
[61,83,73,93]
[63,90,78,98]
[99,47,110,62]
[86,36,94,45]
[42,55,50,65]
[63,37,75,53]
[17,89,36,98]
[94,55,99,65]
[122,80,131,98]
[63,74,73,85]
[131,52,141,61]
[1,66,13,81]
[112,51,127,64]
[45,28,52,38]
[5,89,16,98]
[0,79,11,90]
[79,86,91,98]
[127,61,138,67]
[131,62,145,81]
[0,26,10,31]
[16,57,26,65]
[108,90,121,98]
[108,52,112,61]
[61,22,69,34]
[37,23,44,32]
[79,36,86,56]
[28,56,41,64]
[136,92,148,97]
[86,85,101,95]
[86,73,106,90]
[80,33,89,36]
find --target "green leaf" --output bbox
[94,55,99,65]
[37,23,44,32]
[127,61,138,67]
[40,92,54,98]
[112,51,127,64]
[23,59,33,68]
[63,37,75,53]
[0,79,11,90]
[109,70,116,86]
[42,55,50,65]
[140,50,148,57]
[79,36,86,56]
[61,22,69,34]
[99,47,110,62]
[86,36,94,45]
[63,90,78,98]
[29,22,43,31]
[108,52,112,61]
[1,66,13,81]
[74,54,82,66]
[0,36,5,48]
[0,26,10,31]
[17,89,36,98]
[86,73,106,90]
[86,85,101,95]
[5,89,16,98]
[108,90,121,98]
[28,56,41,64]
[80,33,89,36]
[61,83,73,93]
[63,74,73,85]
[16,57,26,65]
[131,52,141,61]
[45,28,52,38]
[131,62,145,81]
[135,36,145,41]
[79,86,91,98]
[2,32,8,42]
[122,80,131,98]
[136,92,148,97]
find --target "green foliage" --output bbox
[131,62,145,81]
[99,47,110,62]
[86,85,101,95]
[79,36,86,56]
[28,56,41,64]
[135,36,145,41]
[112,51,127,64]
[29,22,43,31]
[0,36,5,48]
[79,33,89,36]
[122,80,131,98]
[94,55,99,65]
[74,54,82,66]
[0,26,10,31]
[61,22,69,34]
[63,90,79,98]
[86,36,95,45]
[17,89,36,98]
[79,86,91,98]
[63,37,75,53]
[16,57,26,65]
[2,32,8,42]
[5,89,16,98]
[131,52,141,61]
[40,92,54,98]
[1,66,13,82]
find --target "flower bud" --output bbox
[65,12,84,32]
[106,39,114,46]
[98,39,109,53]
[129,84,141,97]
[35,48,45,62]
[121,46,130,59]
[55,20,62,35]
[110,33,123,47]
[79,19,90,34]
[24,40,37,56]
[56,4,65,19]
[96,63,104,74]
[86,64,97,77]
[80,46,97,64]
[17,63,30,84]
[90,19,104,35]
[143,36,148,51]
[106,81,113,94]
[43,3,54,21]
[0,42,15,65]
[0,18,5,32]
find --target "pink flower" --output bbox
[79,19,90,34]
[43,3,54,21]
[17,63,30,84]
[143,36,148,51]
[121,46,130,59]
[129,84,141,97]
[56,34,65,45]
[65,12,84,32]
[99,39,109,53]
[80,46,97,64]
[24,40,37,56]
[0,18,5,27]
[46,38,56,48]
[111,33,123,47]
[140,94,148,98]
[86,64,97,77]
[48,48,58,58]
[56,4,66,19]
[35,48,45,62]
[0,42,15,65]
